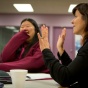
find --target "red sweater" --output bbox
[0,31,49,73]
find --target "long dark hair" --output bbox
[20,18,41,43]
[16,18,41,57]
[72,3,88,44]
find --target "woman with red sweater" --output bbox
[0,18,49,73]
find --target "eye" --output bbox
[27,26,30,27]
[20,26,24,28]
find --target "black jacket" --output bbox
[42,40,88,88]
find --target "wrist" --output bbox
[57,48,64,56]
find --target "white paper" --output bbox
[26,73,51,80]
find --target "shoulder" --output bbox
[78,39,88,54]
[82,39,88,49]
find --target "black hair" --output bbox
[20,18,41,35]
[20,18,41,41]
[16,18,41,57]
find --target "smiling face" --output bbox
[20,21,35,42]
[71,10,86,37]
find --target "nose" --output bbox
[71,19,74,24]
[22,27,28,31]
[20,28,27,32]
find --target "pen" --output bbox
[26,76,31,79]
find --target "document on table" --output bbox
[26,73,52,80]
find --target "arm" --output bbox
[0,43,46,72]
[38,25,80,86]
[1,31,29,62]
[42,45,88,87]
[38,25,71,66]
[57,50,72,66]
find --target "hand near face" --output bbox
[24,30,30,36]
[20,21,36,42]
[57,28,66,56]
[37,25,50,51]
[20,29,30,36]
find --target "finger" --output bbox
[37,33,41,40]
[62,28,66,36]
[42,26,48,38]
[61,28,66,39]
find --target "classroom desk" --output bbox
[4,79,68,88]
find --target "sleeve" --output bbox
[0,47,45,72]
[57,50,72,66]
[42,46,88,87]
[0,31,29,62]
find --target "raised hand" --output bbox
[37,25,50,51]
[57,28,66,56]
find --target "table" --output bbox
[4,73,68,88]
[4,79,67,88]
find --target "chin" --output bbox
[73,31,76,34]
[74,32,78,35]
[73,29,78,34]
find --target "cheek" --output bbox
[19,28,22,32]
[30,30,35,38]
[19,28,25,32]
[73,24,85,35]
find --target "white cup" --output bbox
[10,69,28,88]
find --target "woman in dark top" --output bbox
[0,18,49,73]
[38,3,88,88]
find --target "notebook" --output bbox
[0,70,12,84]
